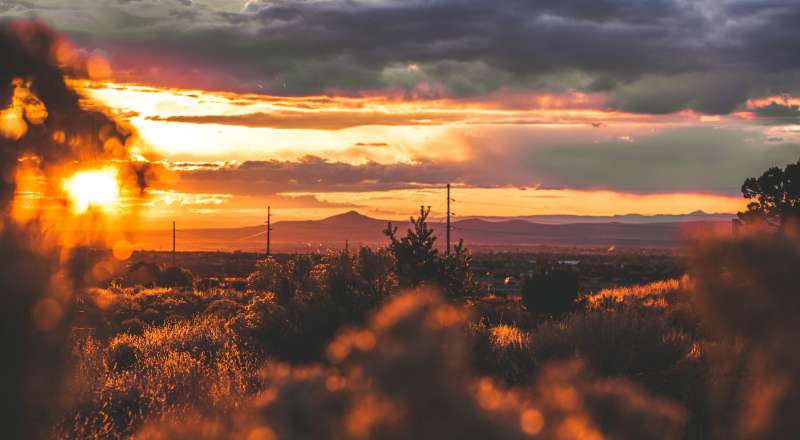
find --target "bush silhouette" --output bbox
[107,336,139,372]
[125,261,162,287]
[230,249,396,362]
[158,266,194,288]
[520,268,581,317]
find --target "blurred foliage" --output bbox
[131,292,686,440]
[45,232,800,439]
[689,236,800,439]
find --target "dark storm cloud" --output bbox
[509,128,800,193]
[4,0,800,114]
[608,73,757,115]
[175,155,467,194]
[752,101,800,123]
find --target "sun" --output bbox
[62,167,121,214]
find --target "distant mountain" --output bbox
[130,211,734,252]
[460,210,737,224]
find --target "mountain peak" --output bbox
[321,210,374,223]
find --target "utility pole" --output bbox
[446,183,451,256]
[266,206,272,256]
[172,220,176,266]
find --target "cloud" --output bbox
[4,0,800,113]
[147,110,466,130]
[608,73,756,115]
[752,101,800,123]
[174,155,465,195]
[494,127,800,193]
[171,126,800,196]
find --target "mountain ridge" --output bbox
[129,210,734,251]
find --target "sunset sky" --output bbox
[3,0,800,228]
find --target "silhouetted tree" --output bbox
[739,158,800,231]
[384,205,442,288]
[442,239,480,299]
[384,206,477,299]
[521,268,581,318]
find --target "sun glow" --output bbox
[62,167,121,214]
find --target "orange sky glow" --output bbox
[10,78,764,230]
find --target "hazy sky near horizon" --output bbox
[4,0,800,227]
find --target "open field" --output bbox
[33,234,796,439]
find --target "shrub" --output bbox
[231,249,397,363]
[689,236,800,439]
[226,286,369,363]
[520,268,581,318]
[314,250,387,320]
[196,278,222,291]
[225,292,292,358]
[158,266,194,288]
[469,322,536,385]
[140,307,161,324]
[588,277,705,339]
[125,261,162,287]
[531,306,698,403]
[57,317,260,438]
[135,290,686,440]
[467,294,533,330]
[106,335,139,372]
[246,256,284,293]
[120,318,145,335]
[204,299,242,319]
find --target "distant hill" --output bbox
[130,210,734,252]
[460,210,736,224]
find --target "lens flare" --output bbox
[62,167,121,214]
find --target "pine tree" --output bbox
[384,205,442,288]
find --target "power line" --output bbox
[234,230,267,241]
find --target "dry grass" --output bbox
[56,317,261,439]
[587,276,690,307]
[50,237,800,439]
[133,291,686,440]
